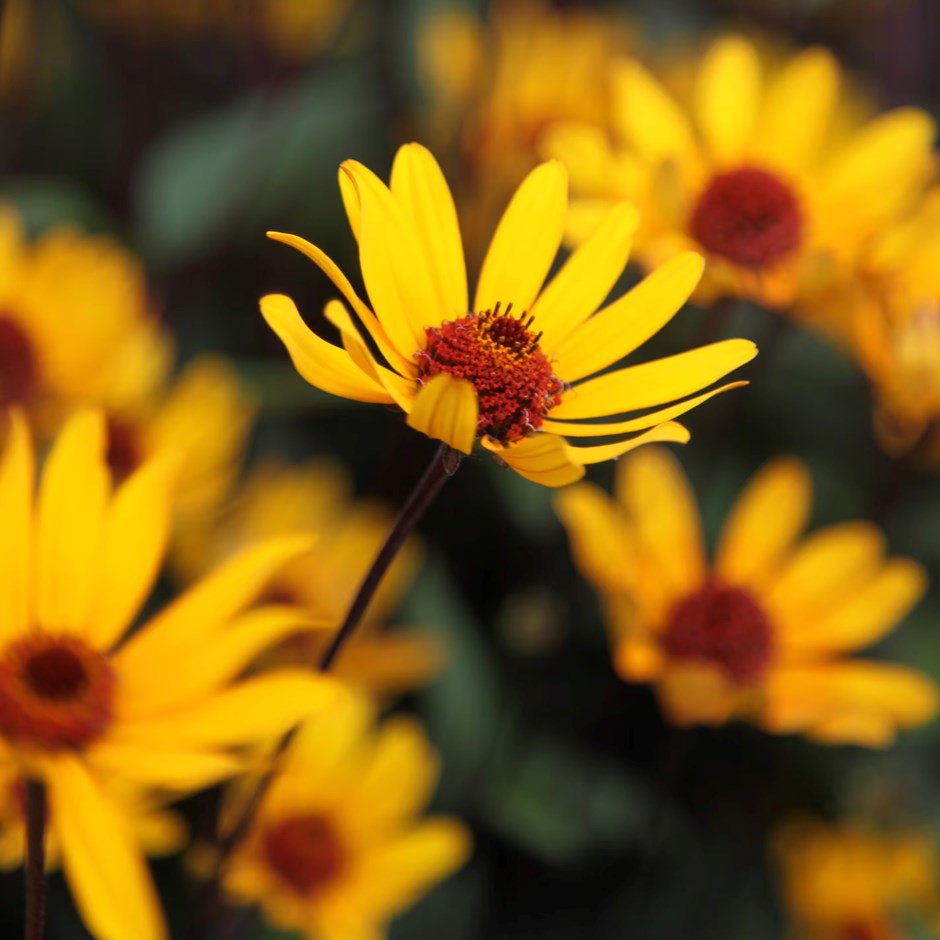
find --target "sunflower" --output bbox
[542,34,936,309]
[172,457,441,694]
[555,447,938,744]
[261,142,757,487]
[220,693,470,939]
[0,409,342,940]
[774,818,939,940]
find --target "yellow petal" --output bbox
[48,755,166,940]
[569,421,690,464]
[613,638,665,682]
[88,742,243,791]
[85,456,176,650]
[753,47,839,171]
[553,252,704,382]
[714,457,812,589]
[551,339,757,419]
[806,713,896,748]
[617,446,705,596]
[0,411,33,643]
[35,410,110,634]
[266,232,413,375]
[260,294,394,404]
[474,161,567,315]
[657,662,737,727]
[529,201,638,351]
[338,166,361,241]
[390,143,468,319]
[695,35,762,165]
[406,374,478,454]
[482,433,584,487]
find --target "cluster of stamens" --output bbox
[416,302,564,445]
[0,633,116,750]
[262,813,346,896]
[0,316,38,407]
[662,581,774,685]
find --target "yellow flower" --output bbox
[172,457,441,694]
[555,447,938,744]
[262,142,757,487]
[222,694,470,939]
[543,34,936,309]
[774,818,939,939]
[0,409,341,940]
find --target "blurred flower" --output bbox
[173,457,442,694]
[0,409,342,939]
[544,34,936,309]
[262,142,756,487]
[774,818,939,939]
[555,448,938,745]
[220,694,470,939]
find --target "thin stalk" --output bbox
[23,779,46,940]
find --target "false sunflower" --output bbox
[543,34,936,309]
[555,448,938,744]
[774,818,939,940]
[0,410,341,940]
[262,143,757,487]
[220,694,470,939]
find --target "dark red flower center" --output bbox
[0,634,116,750]
[105,416,144,482]
[662,581,774,684]
[838,922,890,940]
[416,303,565,445]
[689,166,803,270]
[262,814,345,896]
[0,316,39,407]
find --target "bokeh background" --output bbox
[3,0,940,937]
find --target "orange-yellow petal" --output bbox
[482,433,584,487]
[0,411,33,642]
[568,421,690,464]
[406,374,478,454]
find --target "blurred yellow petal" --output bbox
[613,638,665,682]
[35,410,109,634]
[88,742,243,791]
[475,161,567,315]
[657,662,737,727]
[714,457,812,589]
[406,374,478,454]
[553,252,704,382]
[0,411,33,642]
[569,421,690,464]
[482,433,584,487]
[260,294,394,404]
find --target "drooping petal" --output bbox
[390,143,468,320]
[406,375,478,455]
[714,457,812,589]
[695,35,762,165]
[552,252,704,382]
[0,411,33,643]
[48,755,166,940]
[474,161,568,315]
[568,421,690,464]
[482,433,584,487]
[260,294,395,404]
[529,202,638,351]
[35,410,110,633]
[550,339,757,419]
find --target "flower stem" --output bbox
[23,780,46,940]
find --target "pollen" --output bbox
[416,303,564,445]
[262,814,346,896]
[0,316,38,407]
[690,166,803,270]
[662,581,774,684]
[0,633,116,750]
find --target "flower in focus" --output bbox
[543,34,936,309]
[172,457,442,694]
[221,694,470,939]
[555,448,938,744]
[774,818,939,939]
[0,409,342,940]
[262,142,757,487]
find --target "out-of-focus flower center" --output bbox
[106,416,144,483]
[416,303,565,445]
[262,814,345,896]
[689,166,803,270]
[838,922,889,940]
[0,316,38,407]
[0,634,116,750]
[662,581,773,684]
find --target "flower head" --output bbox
[262,143,756,487]
[221,695,470,938]
[544,34,936,309]
[555,448,938,744]
[0,409,341,940]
